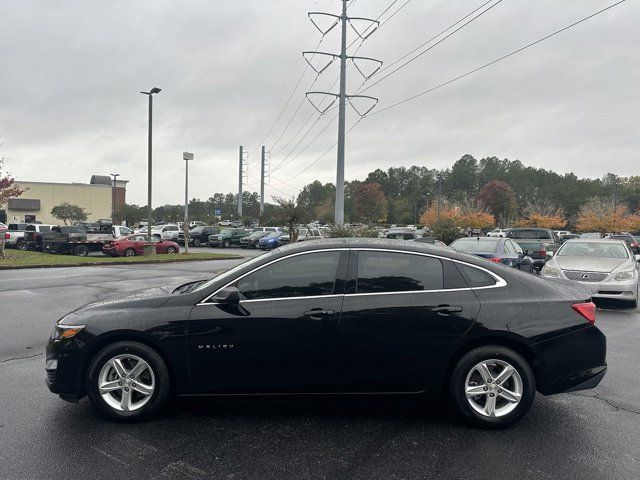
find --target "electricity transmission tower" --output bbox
[304,0,381,225]
[260,146,271,215]
[238,146,248,218]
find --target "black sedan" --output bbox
[449,237,534,273]
[46,239,606,428]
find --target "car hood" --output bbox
[554,256,626,273]
[70,285,174,314]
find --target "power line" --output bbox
[360,0,503,94]
[370,0,627,116]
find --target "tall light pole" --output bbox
[140,87,161,255]
[110,173,120,225]
[183,152,194,254]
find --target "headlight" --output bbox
[541,265,562,278]
[50,325,85,340]
[612,269,637,281]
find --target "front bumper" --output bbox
[574,277,637,301]
[45,335,88,402]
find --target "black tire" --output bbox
[74,245,89,257]
[222,239,231,248]
[193,238,201,247]
[16,240,27,251]
[166,246,177,254]
[86,341,171,421]
[124,248,136,257]
[450,345,535,429]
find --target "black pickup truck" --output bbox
[505,228,561,272]
[41,226,114,256]
[177,225,220,247]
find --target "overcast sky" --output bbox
[1,0,638,206]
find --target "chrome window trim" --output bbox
[197,248,349,306]
[196,247,507,306]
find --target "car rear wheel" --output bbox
[74,245,89,257]
[17,240,27,251]
[86,341,170,421]
[450,345,535,429]
[193,238,201,247]
[222,239,231,248]
[124,248,136,257]
[166,246,177,254]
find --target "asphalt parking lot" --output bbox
[1,253,639,480]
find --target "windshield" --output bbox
[450,238,499,253]
[557,241,629,259]
[193,252,275,292]
[266,231,282,238]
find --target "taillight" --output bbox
[4,233,8,240]
[631,242,638,248]
[572,302,596,324]
[540,246,547,256]
[488,257,502,263]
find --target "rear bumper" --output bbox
[533,325,607,395]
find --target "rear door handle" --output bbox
[303,308,335,320]
[431,305,463,315]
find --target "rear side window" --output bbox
[356,251,443,293]
[457,264,497,288]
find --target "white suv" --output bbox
[152,224,181,241]
[487,228,510,238]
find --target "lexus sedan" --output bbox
[541,238,639,307]
[102,234,179,257]
[449,237,534,273]
[47,239,606,428]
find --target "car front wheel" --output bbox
[86,341,170,421]
[450,345,535,429]
[222,239,231,248]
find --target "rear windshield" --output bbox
[450,238,498,253]
[558,242,629,259]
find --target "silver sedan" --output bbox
[541,238,639,306]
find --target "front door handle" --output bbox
[431,305,463,315]
[303,308,336,320]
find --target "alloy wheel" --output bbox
[464,359,523,418]
[97,354,155,412]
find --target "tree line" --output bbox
[113,154,640,232]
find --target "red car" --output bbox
[102,234,180,257]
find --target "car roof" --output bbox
[564,238,626,244]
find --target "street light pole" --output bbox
[110,173,120,225]
[140,87,161,255]
[183,152,194,254]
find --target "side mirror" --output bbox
[212,286,240,304]
[635,254,640,263]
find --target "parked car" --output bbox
[541,238,638,307]
[449,237,534,273]
[208,228,249,248]
[46,238,607,428]
[560,234,579,243]
[252,226,282,233]
[151,224,181,241]
[218,220,233,227]
[178,226,220,247]
[112,226,134,238]
[606,233,640,254]
[487,228,510,238]
[239,231,270,249]
[555,230,572,238]
[279,228,325,243]
[385,227,414,240]
[259,231,285,250]
[579,232,603,239]
[102,235,180,257]
[4,223,29,248]
[505,228,561,271]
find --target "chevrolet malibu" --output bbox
[46,239,606,428]
[541,238,639,307]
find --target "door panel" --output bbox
[188,296,343,393]
[337,251,480,393]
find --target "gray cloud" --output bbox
[1,0,638,206]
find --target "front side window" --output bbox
[237,251,341,300]
[356,251,443,293]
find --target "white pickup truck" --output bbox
[5,223,30,248]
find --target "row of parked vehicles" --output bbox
[177,225,329,249]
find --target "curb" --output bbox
[0,255,243,270]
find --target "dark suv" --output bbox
[178,226,220,247]
[208,228,249,248]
